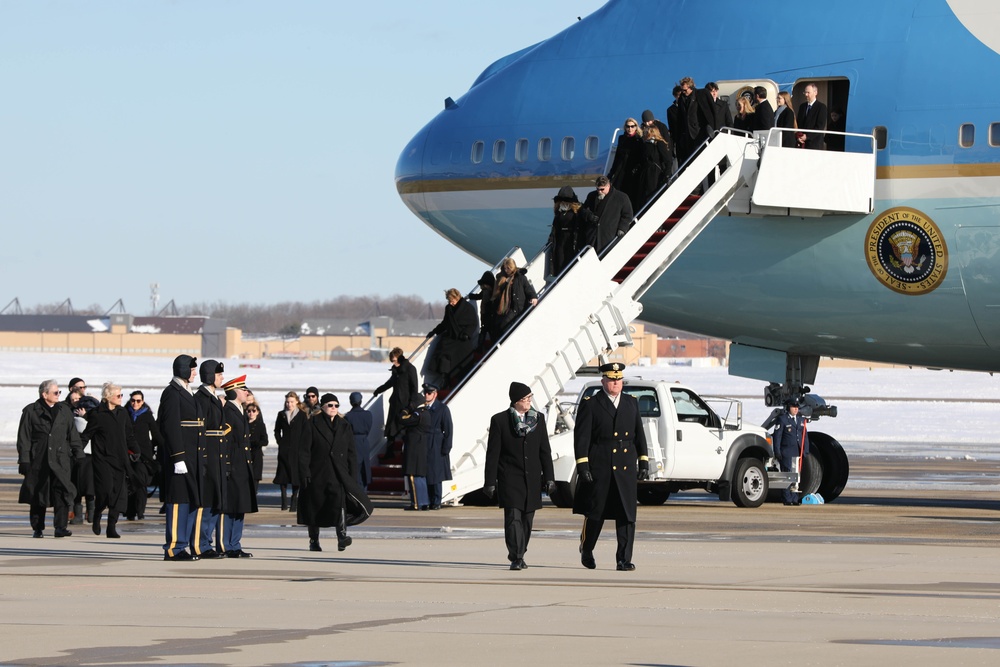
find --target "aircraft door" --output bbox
[715,79,780,128]
[956,226,1000,348]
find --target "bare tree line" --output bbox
[20,295,438,334]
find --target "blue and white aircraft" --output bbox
[396,0,1000,405]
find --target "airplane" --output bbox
[392,0,1000,502]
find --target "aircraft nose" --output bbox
[395,124,428,192]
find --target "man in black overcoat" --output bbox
[573,363,649,571]
[17,379,84,538]
[220,375,257,557]
[157,354,204,560]
[484,381,556,570]
[581,175,634,254]
[796,82,828,149]
[752,86,775,132]
[373,347,420,452]
[427,288,479,387]
[422,384,453,510]
[193,359,228,558]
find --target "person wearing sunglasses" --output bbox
[298,393,373,552]
[81,382,136,539]
[124,390,163,521]
[17,379,84,538]
[607,117,644,213]
[244,397,268,492]
[65,377,98,525]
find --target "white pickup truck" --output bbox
[546,379,800,508]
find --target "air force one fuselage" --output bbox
[396,0,1000,377]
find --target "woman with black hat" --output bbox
[483,381,556,570]
[297,393,373,552]
[548,186,589,277]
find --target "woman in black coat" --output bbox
[467,271,497,351]
[125,390,162,520]
[373,347,420,446]
[483,382,555,569]
[246,400,269,488]
[774,91,798,148]
[548,186,589,277]
[491,257,539,338]
[273,391,308,511]
[427,288,480,386]
[608,117,645,211]
[81,383,137,539]
[636,125,673,210]
[297,394,372,552]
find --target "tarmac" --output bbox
[1,457,999,667]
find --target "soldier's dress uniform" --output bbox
[158,355,205,560]
[572,363,649,570]
[772,405,808,504]
[193,360,229,558]
[220,375,257,557]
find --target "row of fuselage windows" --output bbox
[470,123,998,164]
[471,136,601,164]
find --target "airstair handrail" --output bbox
[602,127,622,176]
[762,127,876,153]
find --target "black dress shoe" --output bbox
[517,559,528,570]
[106,527,121,539]
[616,561,636,571]
[54,529,72,538]
[509,560,523,571]
[581,551,596,570]
[420,505,430,511]
[200,550,224,559]
[226,550,253,558]
[163,551,194,561]
[309,540,322,552]
[429,505,441,510]
[337,535,353,551]
[32,530,43,539]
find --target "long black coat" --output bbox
[492,269,539,336]
[374,356,419,440]
[608,132,644,208]
[549,207,587,276]
[17,400,83,507]
[247,416,269,482]
[157,380,203,505]
[296,414,373,528]
[429,297,479,377]
[223,402,258,514]
[273,408,307,485]
[485,409,555,511]
[82,403,136,515]
[194,386,227,510]
[753,99,775,131]
[582,187,633,253]
[796,100,828,149]
[637,139,672,209]
[572,391,648,522]
[399,405,429,477]
[774,105,797,147]
[423,401,453,486]
[127,405,161,488]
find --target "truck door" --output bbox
[624,386,667,479]
[668,387,727,480]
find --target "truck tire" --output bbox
[637,484,671,505]
[809,432,849,502]
[732,457,769,508]
[798,452,823,497]
[549,481,574,508]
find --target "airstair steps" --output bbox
[362,131,757,504]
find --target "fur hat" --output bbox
[199,360,223,385]
[553,185,579,203]
[172,355,197,379]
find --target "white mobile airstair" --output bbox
[367,129,766,502]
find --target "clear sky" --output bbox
[0,0,606,315]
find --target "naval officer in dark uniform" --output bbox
[193,360,228,558]
[573,362,649,571]
[158,355,204,560]
[220,375,257,557]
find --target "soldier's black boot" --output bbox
[308,525,322,552]
[289,487,299,512]
[280,485,288,511]
[92,509,102,536]
[71,502,84,525]
[84,497,94,523]
[336,509,352,551]
[106,514,120,539]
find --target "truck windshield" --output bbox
[578,386,660,417]
[670,387,721,428]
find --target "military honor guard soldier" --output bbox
[193,360,229,558]
[158,355,204,560]
[573,362,649,571]
[220,375,258,557]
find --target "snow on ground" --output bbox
[1,352,999,462]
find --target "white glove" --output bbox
[173,461,189,475]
